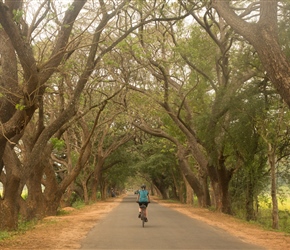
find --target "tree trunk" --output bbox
[170,169,180,200]
[178,180,185,203]
[207,153,233,214]
[209,174,232,214]
[0,145,22,230]
[268,144,279,229]
[154,183,169,199]
[171,185,179,201]
[245,174,256,221]
[184,177,194,205]
[218,160,233,214]
[24,170,46,220]
[90,178,98,201]
[44,193,63,216]
[82,180,89,204]
[23,158,60,219]
[100,180,108,200]
[213,176,232,214]
[0,174,20,230]
[91,157,104,201]
[60,183,75,207]
[177,147,210,207]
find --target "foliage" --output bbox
[50,138,65,151]
[1,0,290,234]
[72,199,86,210]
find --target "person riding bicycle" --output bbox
[136,184,150,222]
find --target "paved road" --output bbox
[80,194,264,249]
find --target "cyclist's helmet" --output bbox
[141,184,146,189]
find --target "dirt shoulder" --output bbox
[0,196,289,250]
[0,197,122,250]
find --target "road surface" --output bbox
[80,194,264,249]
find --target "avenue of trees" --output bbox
[0,0,290,231]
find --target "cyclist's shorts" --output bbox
[138,202,149,207]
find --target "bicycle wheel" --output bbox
[140,209,145,227]
[140,205,146,227]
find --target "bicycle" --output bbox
[140,204,147,227]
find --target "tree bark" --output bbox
[91,156,105,202]
[82,180,89,204]
[0,175,20,231]
[0,145,22,230]
[184,176,194,205]
[207,161,233,214]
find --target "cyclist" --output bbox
[136,184,150,222]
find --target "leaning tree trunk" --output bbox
[184,176,194,205]
[177,146,211,207]
[60,183,75,208]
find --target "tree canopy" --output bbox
[0,0,290,231]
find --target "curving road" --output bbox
[80,194,264,249]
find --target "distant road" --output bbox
[80,194,264,249]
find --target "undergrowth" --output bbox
[0,218,38,242]
[72,199,86,209]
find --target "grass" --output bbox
[0,198,81,242]
[56,209,70,216]
[0,217,38,242]
[17,218,38,232]
[0,231,10,241]
[245,195,290,233]
[72,199,86,209]
[254,208,290,233]
[159,199,180,203]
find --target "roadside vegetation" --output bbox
[1,0,290,239]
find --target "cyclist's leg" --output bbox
[144,203,149,222]
[138,202,141,217]
[144,202,149,218]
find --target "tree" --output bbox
[134,137,180,200]
[0,0,165,230]
[255,99,290,229]
[89,116,134,201]
[225,81,269,221]
[121,4,265,213]
[0,0,87,230]
[211,1,290,107]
